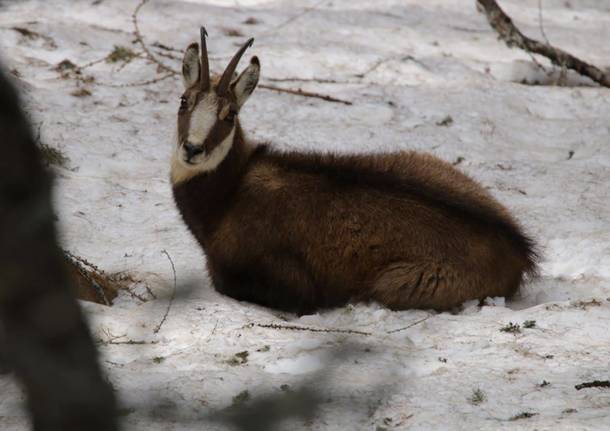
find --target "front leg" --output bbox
[207,253,322,314]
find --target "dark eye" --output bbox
[223,103,237,122]
[224,109,237,122]
[179,96,187,112]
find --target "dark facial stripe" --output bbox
[202,103,234,152]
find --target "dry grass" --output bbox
[39,143,69,167]
[106,45,137,63]
[222,27,245,37]
[70,88,92,97]
[468,388,487,406]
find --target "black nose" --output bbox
[183,142,204,160]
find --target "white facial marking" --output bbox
[170,92,239,185]
[187,93,217,145]
[171,128,235,185]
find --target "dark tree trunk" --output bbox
[0,65,118,430]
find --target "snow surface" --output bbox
[1,0,610,429]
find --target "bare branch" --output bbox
[386,315,431,334]
[476,0,610,87]
[131,1,349,105]
[256,0,326,38]
[244,322,371,336]
[266,76,345,84]
[97,73,175,88]
[259,84,353,105]
[132,0,179,76]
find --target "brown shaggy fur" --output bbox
[172,37,537,314]
[172,123,537,315]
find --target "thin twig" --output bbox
[132,0,178,76]
[259,84,352,105]
[97,73,175,88]
[266,77,345,84]
[354,57,389,78]
[99,336,158,346]
[537,0,550,46]
[131,1,352,104]
[476,0,610,87]
[153,250,177,334]
[151,41,182,53]
[525,51,548,73]
[537,0,567,82]
[205,319,220,343]
[55,0,177,90]
[115,52,145,72]
[156,51,182,62]
[256,0,326,38]
[122,289,148,303]
[78,56,108,71]
[96,329,158,346]
[244,322,371,336]
[354,54,428,80]
[106,339,158,345]
[112,271,157,302]
[96,330,127,345]
[142,282,157,300]
[386,315,431,334]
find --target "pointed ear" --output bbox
[182,43,200,89]
[231,56,260,108]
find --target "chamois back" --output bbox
[254,148,537,273]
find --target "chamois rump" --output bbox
[171,28,537,314]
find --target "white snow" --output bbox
[1,0,610,429]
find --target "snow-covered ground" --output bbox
[1,0,610,429]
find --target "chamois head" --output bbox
[174,28,259,180]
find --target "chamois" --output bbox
[171,28,537,314]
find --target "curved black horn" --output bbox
[200,27,210,91]
[216,37,254,96]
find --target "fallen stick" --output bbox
[575,380,610,390]
[476,0,610,87]
[244,322,371,336]
[259,84,353,105]
[386,315,431,334]
[98,73,175,88]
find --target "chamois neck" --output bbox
[171,123,257,239]
[208,122,254,179]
